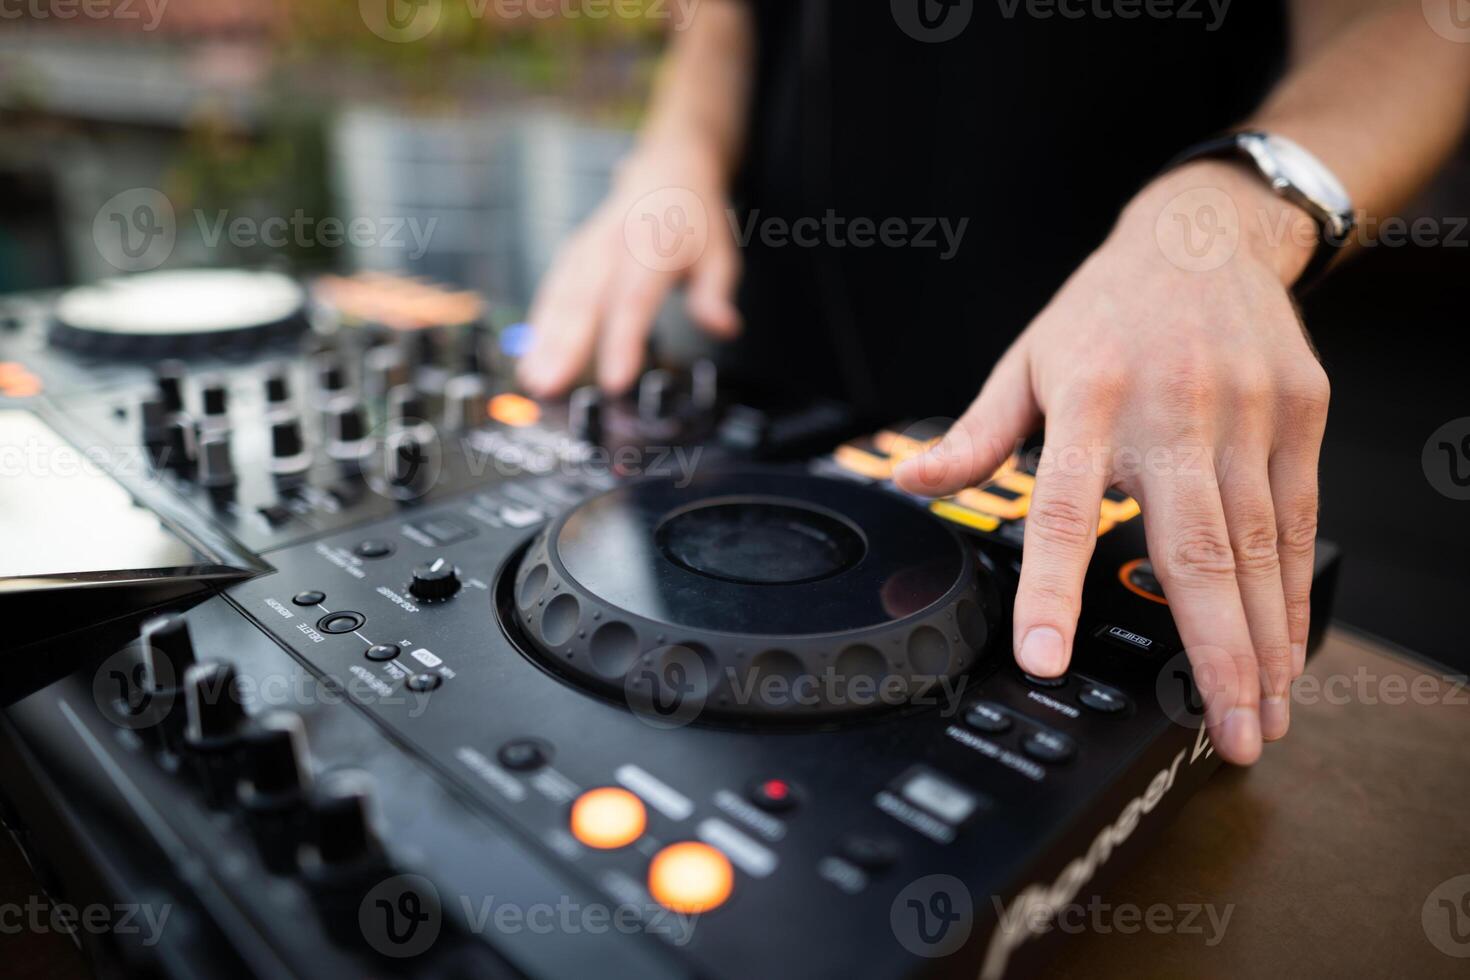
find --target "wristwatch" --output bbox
[1168,131,1355,289]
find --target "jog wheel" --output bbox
[505,470,997,721]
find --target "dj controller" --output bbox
[0,270,1340,980]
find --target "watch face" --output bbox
[1257,134,1354,216]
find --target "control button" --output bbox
[366,643,400,662]
[318,611,364,634]
[1078,682,1128,714]
[570,787,647,850]
[488,392,540,428]
[929,499,1001,533]
[1022,671,1068,689]
[1094,623,1159,655]
[197,433,235,490]
[638,368,676,422]
[409,558,462,602]
[838,834,901,872]
[748,778,799,813]
[293,591,325,606]
[964,702,1013,734]
[238,712,309,803]
[183,662,248,744]
[387,384,426,427]
[411,517,475,546]
[269,416,310,476]
[200,378,228,419]
[648,842,734,914]
[691,358,719,411]
[896,768,982,826]
[569,386,603,444]
[263,367,292,407]
[405,672,443,693]
[354,539,394,559]
[1022,729,1077,764]
[258,504,293,527]
[155,360,186,413]
[498,739,550,772]
[499,505,543,528]
[140,614,197,685]
[443,374,489,431]
[307,772,382,866]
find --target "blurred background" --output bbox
[0,1,1466,673]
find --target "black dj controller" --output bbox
[0,272,1340,980]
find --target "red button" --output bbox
[749,778,798,812]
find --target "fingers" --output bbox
[598,268,678,394]
[1009,426,1111,679]
[519,234,618,398]
[1218,452,1293,741]
[892,343,1039,497]
[1272,369,1329,679]
[686,232,743,340]
[1141,461,1262,765]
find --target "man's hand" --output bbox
[517,142,743,398]
[894,160,1329,765]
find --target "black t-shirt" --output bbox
[727,0,1287,419]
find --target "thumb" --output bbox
[685,232,742,339]
[893,343,1039,497]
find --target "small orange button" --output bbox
[488,393,541,428]
[570,787,646,850]
[648,842,734,914]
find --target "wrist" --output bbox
[1120,160,1320,286]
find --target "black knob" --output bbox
[569,386,603,444]
[264,366,292,407]
[325,397,369,462]
[457,324,487,375]
[140,396,167,447]
[692,358,719,411]
[240,712,310,802]
[184,661,248,745]
[197,433,236,489]
[200,377,229,419]
[165,414,198,474]
[410,558,461,601]
[364,344,407,398]
[405,328,440,369]
[387,384,425,427]
[141,614,196,690]
[384,428,432,493]
[156,360,187,414]
[443,375,487,431]
[309,772,382,866]
[270,417,310,475]
[315,353,349,398]
[638,368,675,421]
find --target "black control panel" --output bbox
[0,276,1339,980]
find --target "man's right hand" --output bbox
[516,140,744,399]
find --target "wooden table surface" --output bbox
[3,628,1466,978]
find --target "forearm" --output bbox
[628,0,754,185]
[1128,1,1470,286]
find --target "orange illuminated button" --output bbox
[648,842,734,914]
[570,787,647,850]
[488,393,541,428]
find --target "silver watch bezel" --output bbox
[1234,131,1356,244]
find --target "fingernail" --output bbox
[1260,695,1289,741]
[1220,706,1262,764]
[1018,627,1066,676]
[1291,642,1306,676]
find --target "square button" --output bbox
[412,516,476,545]
[895,767,984,825]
